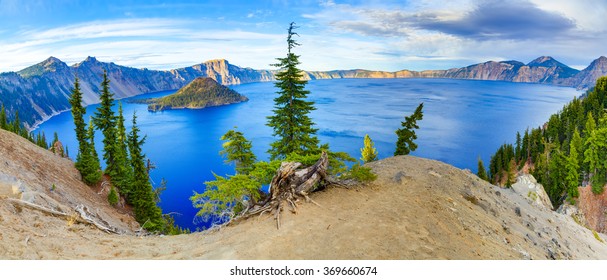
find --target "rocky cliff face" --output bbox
[1,55,606,129]
[566,56,607,89]
[0,57,273,129]
[576,185,607,234]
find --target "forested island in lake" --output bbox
[139,77,249,111]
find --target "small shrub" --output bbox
[591,184,605,195]
[108,186,119,206]
[593,230,604,243]
[527,191,538,201]
[342,163,377,183]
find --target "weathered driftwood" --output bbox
[4,198,123,234]
[242,151,330,229]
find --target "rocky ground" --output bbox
[1,129,607,259]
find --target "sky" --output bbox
[0,0,606,73]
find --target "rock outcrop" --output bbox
[511,174,554,210]
[576,185,607,234]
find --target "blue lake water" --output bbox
[34,78,580,230]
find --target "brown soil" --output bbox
[1,129,607,259]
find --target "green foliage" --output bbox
[108,186,119,206]
[110,103,134,200]
[286,144,355,177]
[341,163,377,183]
[565,132,580,199]
[489,76,607,207]
[489,143,515,185]
[77,119,102,186]
[0,104,6,130]
[395,103,424,156]
[69,78,87,151]
[191,173,262,219]
[161,214,190,235]
[360,134,378,163]
[0,105,53,150]
[92,71,118,175]
[220,128,257,175]
[584,118,607,194]
[477,157,489,181]
[267,22,319,160]
[249,160,282,186]
[593,230,604,243]
[515,131,522,163]
[128,112,164,232]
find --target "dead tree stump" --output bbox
[243,151,329,229]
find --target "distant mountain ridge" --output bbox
[0,55,606,129]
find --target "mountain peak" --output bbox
[203,58,229,65]
[85,56,97,62]
[17,56,68,78]
[527,56,562,67]
[43,56,61,64]
[590,56,607,65]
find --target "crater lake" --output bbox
[34,78,580,230]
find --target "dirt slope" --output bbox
[1,128,607,259]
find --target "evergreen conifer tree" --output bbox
[69,78,89,154]
[570,128,584,182]
[584,117,607,194]
[112,103,134,200]
[128,112,163,231]
[92,71,118,175]
[108,186,119,206]
[360,134,378,163]
[79,119,102,185]
[515,131,522,162]
[395,103,424,156]
[0,104,6,130]
[12,110,21,136]
[477,157,489,181]
[267,22,319,160]
[566,138,580,201]
[220,128,256,175]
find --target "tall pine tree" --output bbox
[69,77,88,151]
[0,104,6,130]
[395,103,424,156]
[565,136,580,201]
[92,71,118,175]
[267,22,319,160]
[477,157,489,181]
[112,103,134,200]
[79,119,102,185]
[128,112,163,231]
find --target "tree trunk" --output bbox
[242,151,329,229]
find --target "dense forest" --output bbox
[486,76,607,208]
[0,104,55,151]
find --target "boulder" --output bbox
[511,174,554,210]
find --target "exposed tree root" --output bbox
[239,151,333,229]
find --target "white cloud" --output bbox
[301,0,607,70]
[0,18,286,72]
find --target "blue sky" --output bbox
[0,0,606,72]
